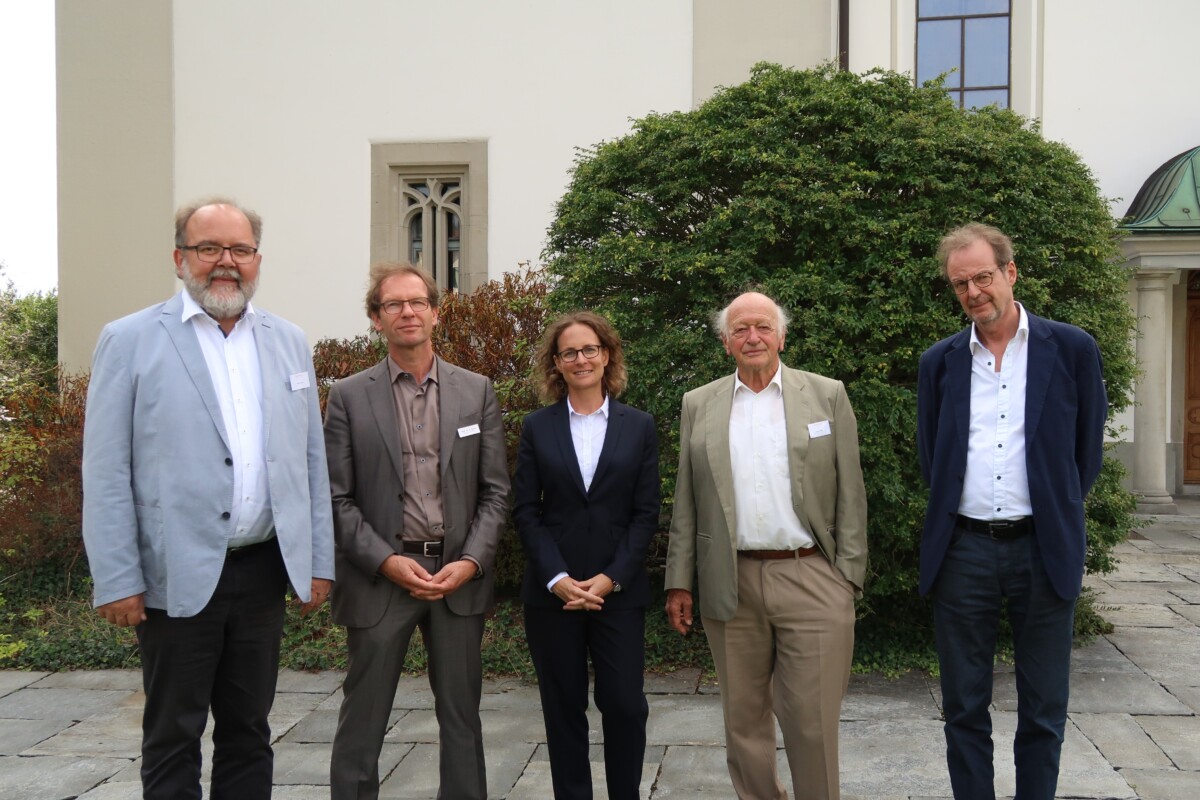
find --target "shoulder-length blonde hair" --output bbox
[534,311,628,404]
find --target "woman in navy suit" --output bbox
[514,311,660,800]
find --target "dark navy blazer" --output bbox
[917,311,1107,600]
[513,398,660,609]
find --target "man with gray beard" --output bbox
[82,198,335,800]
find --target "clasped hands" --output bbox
[380,554,477,600]
[552,573,614,612]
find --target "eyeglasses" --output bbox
[180,244,259,264]
[379,297,432,315]
[555,344,604,362]
[950,265,1002,295]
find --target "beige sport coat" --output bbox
[664,364,868,621]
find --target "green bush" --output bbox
[543,63,1138,671]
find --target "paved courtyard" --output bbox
[1,504,1198,799]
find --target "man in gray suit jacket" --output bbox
[325,262,510,800]
[665,291,868,800]
[82,198,335,800]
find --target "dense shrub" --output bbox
[543,63,1138,670]
[0,279,58,400]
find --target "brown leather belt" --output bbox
[738,546,819,560]
[956,515,1032,540]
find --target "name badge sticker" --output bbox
[289,372,311,391]
[808,419,832,438]
[458,424,481,438]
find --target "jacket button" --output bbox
[225,457,233,466]
[221,511,231,520]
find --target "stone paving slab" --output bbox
[1118,769,1200,800]
[1166,684,1200,714]
[645,694,726,746]
[273,669,345,694]
[0,754,127,800]
[840,717,950,797]
[1103,604,1191,627]
[1071,636,1144,673]
[25,701,143,758]
[0,717,72,754]
[1167,585,1200,604]
[994,671,1192,715]
[0,686,134,721]
[0,671,49,699]
[1136,716,1200,770]
[1169,604,1200,626]
[76,782,142,800]
[645,668,701,694]
[33,669,142,690]
[1071,712,1173,769]
[272,740,410,785]
[842,671,942,719]
[1108,628,1200,686]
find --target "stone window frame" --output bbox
[370,141,488,293]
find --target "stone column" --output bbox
[1133,269,1178,513]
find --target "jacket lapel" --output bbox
[781,366,811,512]
[1024,313,1055,447]
[705,376,738,538]
[437,357,461,483]
[551,399,589,497]
[945,331,973,457]
[254,311,276,447]
[158,294,230,452]
[365,358,406,487]
[590,399,625,494]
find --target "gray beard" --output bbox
[183,266,257,320]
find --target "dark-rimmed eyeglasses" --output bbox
[949,265,1002,295]
[180,244,259,264]
[379,297,432,315]
[555,344,604,362]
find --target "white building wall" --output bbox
[1038,0,1200,215]
[171,0,692,343]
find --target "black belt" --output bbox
[400,540,444,557]
[226,538,276,559]
[956,515,1031,540]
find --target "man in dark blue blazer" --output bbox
[917,223,1107,800]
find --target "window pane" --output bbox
[917,20,961,87]
[963,89,1008,109]
[964,16,1008,87]
[920,0,1009,17]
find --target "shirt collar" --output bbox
[567,394,610,419]
[733,363,784,396]
[969,302,1029,355]
[180,289,257,329]
[388,354,439,386]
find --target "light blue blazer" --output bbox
[82,292,335,617]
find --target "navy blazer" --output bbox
[917,311,1107,600]
[513,398,660,609]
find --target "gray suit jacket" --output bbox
[324,356,510,628]
[664,364,869,620]
[82,293,335,617]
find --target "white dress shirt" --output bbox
[728,365,814,550]
[546,395,610,591]
[181,291,274,547]
[959,303,1033,520]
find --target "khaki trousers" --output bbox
[703,552,856,800]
